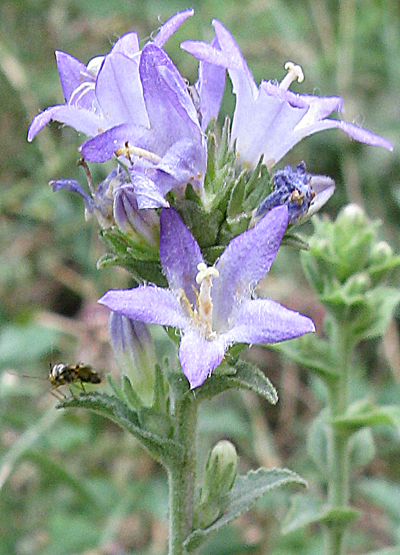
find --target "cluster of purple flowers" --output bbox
[28,10,392,388]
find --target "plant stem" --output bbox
[168,396,198,555]
[325,318,353,555]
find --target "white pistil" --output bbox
[115,144,162,164]
[193,262,220,338]
[279,61,304,90]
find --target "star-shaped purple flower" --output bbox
[182,20,393,169]
[99,207,315,389]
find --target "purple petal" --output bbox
[155,137,207,191]
[130,172,170,209]
[55,51,87,102]
[27,104,105,142]
[50,178,94,211]
[95,52,149,128]
[233,83,309,168]
[196,36,226,130]
[213,206,289,330]
[159,208,203,305]
[80,123,151,162]
[153,9,194,48]
[99,286,188,328]
[179,328,226,389]
[110,31,140,57]
[224,298,315,344]
[140,44,202,150]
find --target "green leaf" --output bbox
[282,493,325,534]
[58,392,184,466]
[358,478,400,521]
[191,360,278,405]
[268,335,339,381]
[333,401,400,437]
[307,409,375,476]
[355,287,400,340]
[184,468,306,552]
[282,494,359,535]
[307,410,329,476]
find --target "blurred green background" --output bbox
[1,1,400,554]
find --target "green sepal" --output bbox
[106,373,126,403]
[281,232,310,251]
[333,398,400,436]
[137,406,174,439]
[98,254,166,286]
[369,254,400,284]
[174,200,223,249]
[56,392,184,466]
[242,162,271,213]
[318,286,400,342]
[282,493,359,535]
[99,227,158,261]
[268,335,339,381]
[153,364,169,414]
[190,360,278,405]
[121,374,142,410]
[217,214,251,244]
[184,468,306,552]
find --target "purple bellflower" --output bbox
[27,10,209,209]
[28,10,194,143]
[99,207,315,389]
[182,20,393,170]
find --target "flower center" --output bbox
[279,61,304,90]
[180,262,220,339]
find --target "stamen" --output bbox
[279,61,304,90]
[77,157,95,195]
[115,143,162,164]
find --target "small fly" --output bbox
[6,362,101,399]
[49,362,101,398]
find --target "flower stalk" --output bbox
[168,395,198,555]
[325,318,353,555]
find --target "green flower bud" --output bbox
[194,441,238,529]
[370,241,393,266]
[109,312,156,406]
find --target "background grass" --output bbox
[1,1,400,554]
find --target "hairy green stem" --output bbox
[325,318,353,555]
[168,397,198,555]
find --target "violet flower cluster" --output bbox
[28,11,393,389]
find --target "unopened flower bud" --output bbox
[194,441,238,528]
[370,241,393,266]
[113,185,160,249]
[337,203,367,228]
[109,312,156,405]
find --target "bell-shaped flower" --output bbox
[28,10,194,142]
[181,20,393,170]
[99,207,315,389]
[80,43,208,208]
